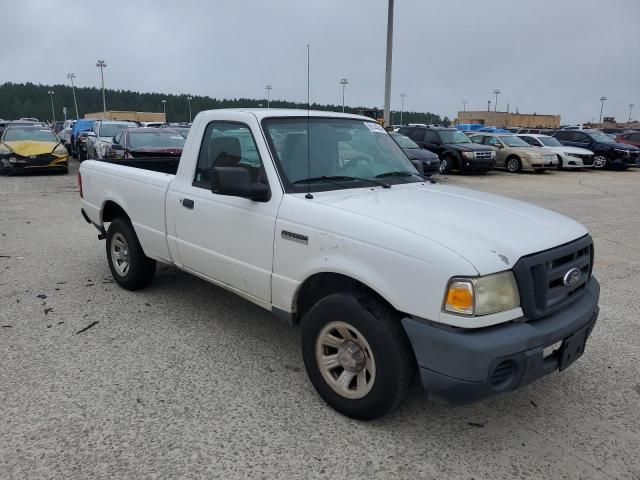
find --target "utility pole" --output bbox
[161,99,167,121]
[487,100,491,112]
[629,103,635,123]
[187,96,193,122]
[599,96,607,124]
[47,90,55,123]
[265,85,272,108]
[67,73,79,119]
[96,60,107,115]
[400,92,407,125]
[339,78,348,113]
[383,0,394,127]
[493,89,501,112]
[462,100,468,112]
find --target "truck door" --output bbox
[173,121,278,302]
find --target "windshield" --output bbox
[263,118,420,192]
[439,130,471,144]
[3,127,58,143]
[500,135,530,147]
[391,133,419,149]
[99,123,133,138]
[539,136,563,147]
[589,132,615,143]
[128,130,186,149]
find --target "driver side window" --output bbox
[193,122,265,189]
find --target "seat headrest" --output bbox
[209,136,241,167]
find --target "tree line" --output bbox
[0,82,447,126]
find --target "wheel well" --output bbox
[293,273,395,325]
[102,201,129,224]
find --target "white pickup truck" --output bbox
[79,109,600,419]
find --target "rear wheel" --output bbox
[506,156,522,173]
[301,293,414,420]
[106,217,156,290]
[439,155,453,174]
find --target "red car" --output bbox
[105,127,185,160]
[615,131,640,148]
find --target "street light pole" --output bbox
[265,85,272,108]
[339,78,349,113]
[47,90,55,123]
[187,96,193,122]
[493,90,501,112]
[629,103,635,123]
[67,73,79,119]
[400,92,407,125]
[383,0,394,127]
[96,60,107,115]
[161,99,167,121]
[599,96,607,124]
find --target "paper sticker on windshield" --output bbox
[364,122,386,133]
[170,136,183,140]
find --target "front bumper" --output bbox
[402,277,599,405]
[460,157,495,172]
[1,154,68,172]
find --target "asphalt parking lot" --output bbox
[1,162,639,479]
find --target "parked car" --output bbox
[469,133,557,172]
[52,121,65,134]
[87,120,138,159]
[58,120,75,150]
[71,119,96,161]
[389,132,440,175]
[615,131,640,149]
[79,108,600,420]
[397,126,495,174]
[552,129,640,169]
[516,134,595,169]
[0,125,69,174]
[105,127,185,160]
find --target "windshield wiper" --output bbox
[376,170,437,184]
[292,175,390,188]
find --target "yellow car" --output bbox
[0,125,69,174]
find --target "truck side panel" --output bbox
[81,160,174,263]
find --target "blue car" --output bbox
[71,119,96,160]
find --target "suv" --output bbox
[87,120,137,159]
[397,126,495,174]
[552,129,640,169]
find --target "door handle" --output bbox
[181,198,195,209]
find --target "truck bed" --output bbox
[98,157,179,175]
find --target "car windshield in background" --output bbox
[172,127,190,138]
[500,135,530,147]
[391,133,419,149]
[589,132,615,143]
[128,131,186,149]
[263,118,420,192]
[99,123,133,138]
[439,130,471,144]
[3,127,58,142]
[539,136,563,147]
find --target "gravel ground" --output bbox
[1,162,639,479]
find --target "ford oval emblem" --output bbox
[563,268,582,287]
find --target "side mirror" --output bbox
[410,159,425,177]
[495,143,504,149]
[87,131,96,137]
[211,166,270,202]
[111,143,124,150]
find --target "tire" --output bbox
[301,292,414,420]
[106,217,156,290]
[593,155,607,169]
[439,155,453,174]
[506,156,522,173]
[556,155,563,170]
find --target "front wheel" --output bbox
[593,155,607,169]
[439,156,452,174]
[106,217,156,290]
[301,293,414,420]
[506,156,522,173]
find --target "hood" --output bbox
[543,146,593,155]
[310,184,587,275]
[4,140,58,156]
[128,147,183,158]
[449,142,492,152]
[404,148,438,160]
[607,142,639,151]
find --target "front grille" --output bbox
[13,153,57,166]
[512,235,593,321]
[474,151,493,159]
[579,155,595,165]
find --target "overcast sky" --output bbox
[2,0,638,124]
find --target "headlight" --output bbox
[444,271,520,316]
[53,144,68,156]
[0,143,12,155]
[462,151,474,159]
[614,148,630,156]
[490,150,496,158]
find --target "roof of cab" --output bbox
[198,108,375,122]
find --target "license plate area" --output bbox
[559,326,590,371]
